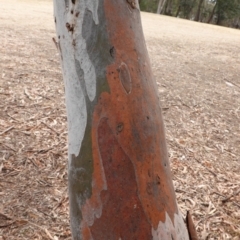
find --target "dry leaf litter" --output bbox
[0,1,239,239]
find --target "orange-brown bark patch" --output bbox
[103,0,178,228]
[90,117,152,239]
[81,0,179,236]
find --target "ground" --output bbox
[0,0,239,239]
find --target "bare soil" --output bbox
[0,1,239,239]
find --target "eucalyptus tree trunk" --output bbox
[164,0,173,16]
[157,0,167,14]
[175,5,181,17]
[53,0,195,239]
[194,0,204,22]
[157,0,162,14]
[207,3,217,23]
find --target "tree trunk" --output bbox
[164,0,173,16]
[157,0,163,14]
[175,5,181,17]
[167,0,173,16]
[157,0,167,14]
[54,0,194,239]
[194,0,204,22]
[207,3,217,23]
[216,13,221,25]
[185,0,197,20]
[161,0,168,14]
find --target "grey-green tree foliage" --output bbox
[139,0,240,28]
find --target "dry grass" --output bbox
[0,1,239,239]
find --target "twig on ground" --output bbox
[29,158,39,168]
[52,37,59,50]
[7,113,21,122]
[29,221,55,240]
[0,213,14,229]
[0,212,12,221]
[1,143,17,152]
[41,121,60,136]
[222,189,240,204]
[24,88,34,100]
[212,192,240,208]
[0,222,15,228]
[193,157,217,177]
[225,80,240,89]
[38,147,54,154]
[0,126,14,135]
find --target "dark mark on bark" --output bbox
[75,11,80,17]
[109,46,115,58]
[66,22,74,33]
[126,0,136,9]
[72,39,76,47]
[116,123,124,133]
[156,175,161,185]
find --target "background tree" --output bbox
[157,0,167,14]
[54,0,196,239]
[207,2,217,23]
[162,0,174,16]
[139,0,159,12]
[213,0,240,26]
[140,0,240,28]
[194,0,204,21]
[177,0,196,19]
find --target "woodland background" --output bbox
[139,0,240,28]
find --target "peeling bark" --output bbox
[54,0,194,239]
